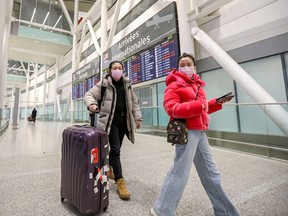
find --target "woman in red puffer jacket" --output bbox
[164,61,222,130]
[150,53,239,216]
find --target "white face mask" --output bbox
[178,67,195,78]
[111,69,123,81]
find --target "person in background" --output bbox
[150,53,239,216]
[84,60,142,200]
[31,108,37,122]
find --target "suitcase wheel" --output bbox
[103,207,108,211]
[61,197,65,202]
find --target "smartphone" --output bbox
[216,92,234,103]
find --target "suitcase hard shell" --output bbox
[61,125,109,214]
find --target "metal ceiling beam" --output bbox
[107,0,123,48]
[187,0,233,25]
[11,18,72,35]
[59,0,74,32]
[76,0,101,34]
[75,21,87,69]
[101,0,108,51]
[86,19,101,55]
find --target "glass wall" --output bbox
[135,87,153,126]
[45,103,54,121]
[157,82,169,127]
[201,54,288,136]
[74,99,89,122]
[237,55,286,135]
[201,68,238,132]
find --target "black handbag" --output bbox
[167,119,188,145]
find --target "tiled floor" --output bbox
[0,121,287,216]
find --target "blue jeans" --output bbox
[153,130,239,216]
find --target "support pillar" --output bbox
[33,63,38,108]
[70,0,78,123]
[43,65,47,121]
[54,59,59,121]
[176,0,195,55]
[0,0,13,123]
[24,63,30,121]
[12,88,20,130]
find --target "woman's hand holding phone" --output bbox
[216,92,235,104]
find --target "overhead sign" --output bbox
[72,57,100,84]
[124,34,179,84]
[102,2,177,70]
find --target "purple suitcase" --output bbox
[61,125,109,214]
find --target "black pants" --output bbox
[32,115,36,122]
[109,114,128,181]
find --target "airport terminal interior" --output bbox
[0,0,288,215]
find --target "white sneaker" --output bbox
[150,208,157,216]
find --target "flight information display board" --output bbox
[72,73,100,100]
[72,57,100,100]
[122,34,179,84]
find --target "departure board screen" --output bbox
[122,34,179,84]
[72,73,100,100]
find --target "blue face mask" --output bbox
[178,67,195,78]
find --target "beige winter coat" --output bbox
[84,75,142,144]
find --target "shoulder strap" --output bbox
[98,78,107,106]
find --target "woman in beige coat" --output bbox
[84,60,142,200]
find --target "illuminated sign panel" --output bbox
[102,2,179,76]
[123,34,179,84]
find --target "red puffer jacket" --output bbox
[164,70,222,130]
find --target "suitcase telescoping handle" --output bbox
[89,112,98,128]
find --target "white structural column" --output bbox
[107,0,123,48]
[54,59,59,121]
[12,88,20,130]
[76,22,87,69]
[191,27,288,136]
[101,0,108,52]
[24,63,30,120]
[58,0,74,33]
[42,65,47,121]
[86,20,101,56]
[0,0,12,120]
[33,63,38,108]
[70,0,79,123]
[176,0,195,55]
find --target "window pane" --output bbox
[201,69,238,132]
[21,0,37,22]
[157,82,169,126]
[237,55,286,135]
[139,87,152,126]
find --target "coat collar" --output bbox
[105,75,132,88]
[166,70,205,87]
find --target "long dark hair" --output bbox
[177,53,196,67]
[108,60,124,74]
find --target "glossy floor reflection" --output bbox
[0,121,287,216]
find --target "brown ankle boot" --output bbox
[107,165,115,180]
[116,178,131,200]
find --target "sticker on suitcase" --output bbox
[89,164,109,194]
[91,147,99,164]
